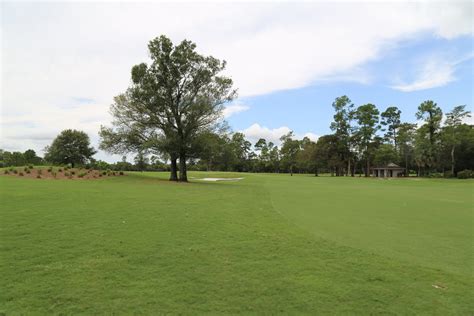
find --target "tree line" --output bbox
[2,35,472,179]
[177,98,473,178]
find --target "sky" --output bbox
[1,1,473,162]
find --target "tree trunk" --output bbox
[366,159,370,177]
[179,152,187,182]
[451,145,455,176]
[290,165,293,176]
[405,154,408,177]
[169,156,178,181]
[347,159,351,177]
[71,162,75,168]
[315,167,318,177]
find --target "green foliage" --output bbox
[44,129,96,167]
[100,35,236,182]
[381,106,401,146]
[78,172,86,178]
[457,169,473,179]
[4,170,9,175]
[18,172,24,176]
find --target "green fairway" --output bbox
[1,172,473,314]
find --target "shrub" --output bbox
[28,165,34,169]
[19,172,24,176]
[78,172,86,178]
[13,169,18,174]
[119,171,124,176]
[4,170,9,175]
[71,171,76,175]
[99,174,103,177]
[24,167,29,172]
[36,175,41,179]
[85,165,91,170]
[64,172,70,177]
[457,170,473,179]
[47,167,53,172]
[58,168,63,172]
[9,167,14,172]
[25,169,31,174]
[52,171,57,178]
[102,171,107,176]
[444,171,454,178]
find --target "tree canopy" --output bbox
[100,35,236,181]
[44,129,96,167]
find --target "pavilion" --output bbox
[371,163,405,178]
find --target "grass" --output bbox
[0,171,473,314]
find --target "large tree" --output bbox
[442,105,471,175]
[354,103,380,176]
[44,129,96,167]
[100,35,236,182]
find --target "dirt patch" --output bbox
[2,167,124,180]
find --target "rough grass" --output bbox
[0,171,472,314]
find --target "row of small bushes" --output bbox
[441,170,474,179]
[456,169,474,179]
[4,167,125,178]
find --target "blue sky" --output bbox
[1,1,473,161]
[229,34,473,140]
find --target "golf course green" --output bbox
[1,171,473,314]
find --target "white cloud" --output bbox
[1,1,472,160]
[390,53,473,92]
[303,132,319,142]
[241,123,319,146]
[223,103,250,118]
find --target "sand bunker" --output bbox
[196,177,244,182]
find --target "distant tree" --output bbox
[354,103,380,176]
[23,149,43,165]
[442,105,471,175]
[381,106,401,149]
[396,123,417,174]
[415,100,443,172]
[134,150,149,171]
[297,137,317,175]
[44,129,96,168]
[280,132,301,176]
[416,100,443,147]
[330,95,355,176]
[373,144,398,166]
[313,134,339,176]
[230,132,252,172]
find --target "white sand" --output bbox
[196,177,244,182]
